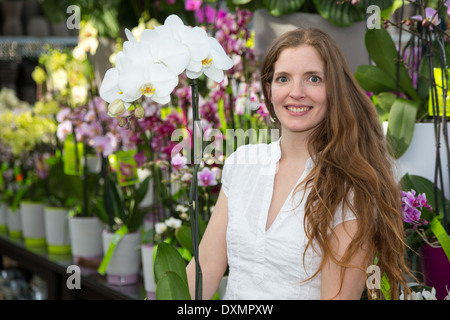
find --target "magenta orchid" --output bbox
[197,167,218,187]
[401,189,432,229]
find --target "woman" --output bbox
[186,28,412,300]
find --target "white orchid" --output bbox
[99,14,234,117]
[154,15,209,75]
[165,217,182,229]
[155,222,167,235]
[186,36,234,83]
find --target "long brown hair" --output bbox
[261,28,412,299]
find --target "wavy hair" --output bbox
[260,28,412,299]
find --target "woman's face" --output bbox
[266,44,328,135]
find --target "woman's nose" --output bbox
[288,81,305,99]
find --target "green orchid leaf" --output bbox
[417,55,430,102]
[359,0,394,11]
[175,219,208,256]
[365,28,420,101]
[175,226,195,254]
[232,0,253,4]
[314,0,365,26]
[135,175,151,207]
[263,0,305,17]
[355,65,397,93]
[375,92,397,113]
[155,271,191,300]
[386,98,420,159]
[154,242,188,285]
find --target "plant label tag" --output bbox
[63,134,83,176]
[110,149,139,187]
[429,68,450,117]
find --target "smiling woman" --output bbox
[186,27,414,300]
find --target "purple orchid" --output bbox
[410,7,441,27]
[197,167,218,187]
[401,189,432,228]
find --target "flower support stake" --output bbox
[189,78,203,300]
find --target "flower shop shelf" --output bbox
[0,36,78,60]
[0,233,146,300]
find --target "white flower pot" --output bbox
[141,244,156,299]
[0,203,7,233]
[44,207,71,254]
[69,216,104,264]
[86,154,101,174]
[7,206,21,238]
[102,230,142,285]
[20,201,46,246]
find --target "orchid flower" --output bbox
[186,36,234,83]
[154,15,210,76]
[100,13,234,121]
[197,167,218,187]
[410,7,441,27]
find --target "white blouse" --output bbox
[221,138,356,300]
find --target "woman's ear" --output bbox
[265,82,271,102]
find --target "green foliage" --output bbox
[355,28,427,158]
[94,173,151,233]
[227,0,394,26]
[154,242,191,300]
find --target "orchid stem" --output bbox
[190,79,202,300]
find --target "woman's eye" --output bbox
[309,75,321,83]
[276,76,288,83]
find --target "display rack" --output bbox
[0,233,146,300]
[0,36,78,60]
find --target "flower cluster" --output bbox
[55,96,135,158]
[99,14,234,119]
[400,285,438,300]
[401,189,432,229]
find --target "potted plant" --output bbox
[354,3,450,203]
[400,174,450,300]
[95,160,151,285]
[354,1,450,299]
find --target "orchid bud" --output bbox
[134,105,145,119]
[107,99,126,117]
[118,117,127,127]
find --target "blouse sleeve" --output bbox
[220,151,235,197]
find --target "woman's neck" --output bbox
[279,131,311,166]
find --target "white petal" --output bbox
[187,60,202,73]
[184,27,210,61]
[204,66,225,83]
[208,37,234,70]
[118,63,146,100]
[124,28,137,44]
[99,68,119,103]
[186,69,203,79]
[152,94,171,105]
